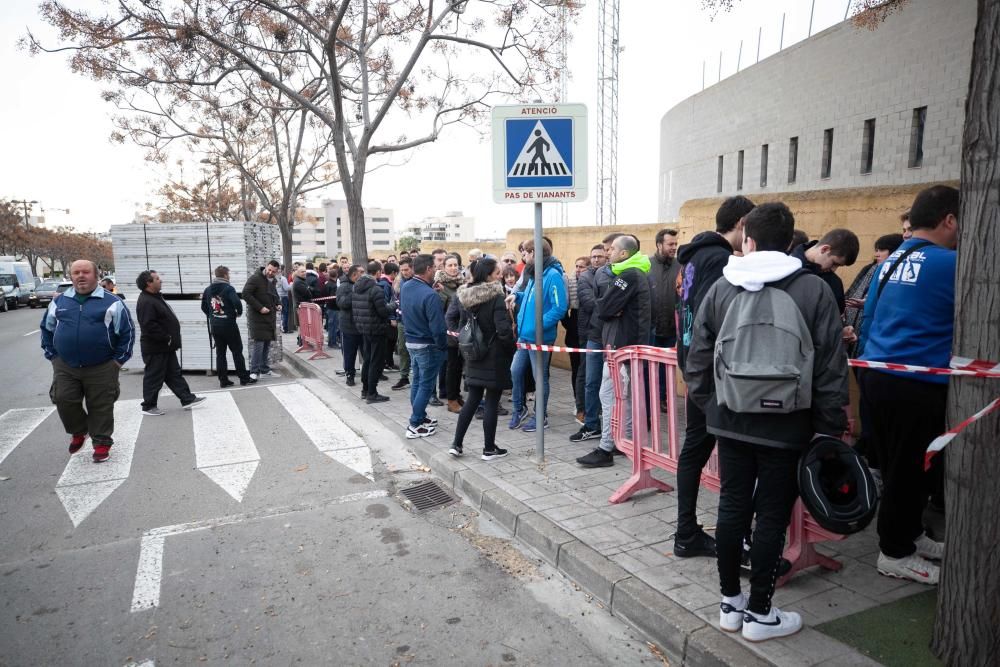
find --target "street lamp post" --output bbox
[17,200,39,230]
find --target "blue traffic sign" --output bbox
[505,118,574,188]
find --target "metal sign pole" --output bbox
[533,201,545,462]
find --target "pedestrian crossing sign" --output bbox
[492,104,588,204]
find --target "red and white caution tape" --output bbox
[925,397,1000,470]
[848,358,1000,378]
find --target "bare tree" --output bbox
[28,0,571,264]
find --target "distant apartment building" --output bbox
[403,211,475,245]
[291,199,394,260]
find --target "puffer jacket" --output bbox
[336,278,359,335]
[456,281,514,389]
[351,274,391,336]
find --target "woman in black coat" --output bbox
[448,258,515,461]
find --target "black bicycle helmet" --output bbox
[798,435,878,535]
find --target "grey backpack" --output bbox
[714,271,814,414]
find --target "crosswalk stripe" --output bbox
[267,384,374,480]
[55,400,143,527]
[0,407,55,467]
[192,393,260,502]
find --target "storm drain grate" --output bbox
[399,480,456,512]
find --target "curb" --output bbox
[282,348,807,667]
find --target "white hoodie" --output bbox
[722,251,803,292]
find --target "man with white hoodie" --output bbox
[686,202,848,642]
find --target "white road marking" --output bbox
[268,383,374,480]
[197,380,297,395]
[192,392,259,502]
[22,329,39,337]
[55,400,144,527]
[129,489,389,612]
[0,407,55,467]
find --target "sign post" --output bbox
[492,103,588,462]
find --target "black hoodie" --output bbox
[790,242,846,314]
[200,278,243,331]
[675,231,734,375]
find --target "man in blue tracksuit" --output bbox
[401,254,448,439]
[506,238,568,432]
[40,259,135,463]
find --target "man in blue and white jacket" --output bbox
[40,260,135,463]
[506,238,568,432]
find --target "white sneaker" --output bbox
[719,593,747,632]
[741,607,802,642]
[249,373,259,381]
[914,533,944,561]
[260,370,281,378]
[406,423,435,439]
[877,552,940,584]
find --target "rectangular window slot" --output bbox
[861,118,876,174]
[736,150,744,190]
[760,144,769,187]
[717,155,724,193]
[788,137,798,184]
[909,106,927,168]
[821,128,834,179]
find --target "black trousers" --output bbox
[361,334,386,395]
[453,385,503,451]
[211,323,250,384]
[445,346,464,401]
[859,370,947,558]
[573,353,586,414]
[342,332,361,378]
[675,395,718,538]
[716,437,800,615]
[141,350,196,410]
[385,324,398,368]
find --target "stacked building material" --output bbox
[111,221,284,372]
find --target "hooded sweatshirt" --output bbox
[597,252,651,349]
[675,231,734,373]
[514,255,568,344]
[685,251,848,450]
[791,241,846,314]
[201,277,243,330]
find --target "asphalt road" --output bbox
[0,307,657,666]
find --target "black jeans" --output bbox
[141,350,196,410]
[385,325,398,368]
[211,322,250,384]
[859,370,947,558]
[341,332,361,378]
[453,385,503,451]
[675,395,718,539]
[445,347,464,401]
[361,334,386,395]
[716,437,800,615]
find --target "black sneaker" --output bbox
[346,376,356,387]
[379,374,389,381]
[366,394,389,404]
[482,447,509,461]
[576,448,614,468]
[674,529,717,558]
[428,396,444,407]
[392,378,410,391]
[569,427,600,443]
[475,406,485,420]
[361,390,368,400]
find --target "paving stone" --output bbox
[633,563,693,593]
[573,524,639,553]
[663,582,720,612]
[557,541,631,605]
[795,585,883,625]
[540,502,593,522]
[685,626,771,667]
[515,512,576,565]
[610,576,705,661]
[480,487,533,534]
[523,491,580,511]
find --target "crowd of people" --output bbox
[38,184,957,644]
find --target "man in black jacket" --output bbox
[352,261,392,403]
[672,196,752,559]
[576,235,650,468]
[686,202,848,641]
[243,260,281,380]
[336,265,362,386]
[135,270,204,416]
[201,265,254,388]
[789,229,859,314]
[648,228,680,412]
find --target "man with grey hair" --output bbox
[577,235,651,467]
[40,259,136,463]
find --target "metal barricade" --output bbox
[295,302,331,361]
[606,344,845,583]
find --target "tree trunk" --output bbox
[278,213,293,274]
[932,1,1000,664]
[346,182,367,264]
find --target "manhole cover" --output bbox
[399,480,456,512]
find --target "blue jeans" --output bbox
[280,295,290,332]
[408,346,445,427]
[583,340,604,431]
[327,310,340,347]
[510,347,550,418]
[249,340,272,374]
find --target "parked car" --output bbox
[29,280,72,308]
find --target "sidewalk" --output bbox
[282,335,927,666]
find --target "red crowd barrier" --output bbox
[295,302,331,361]
[606,345,844,584]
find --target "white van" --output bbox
[0,259,36,310]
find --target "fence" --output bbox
[606,345,844,585]
[295,302,330,361]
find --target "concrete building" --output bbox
[290,199,394,260]
[403,211,476,245]
[658,0,975,221]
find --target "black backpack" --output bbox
[458,308,489,361]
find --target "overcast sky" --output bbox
[1,0,852,238]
